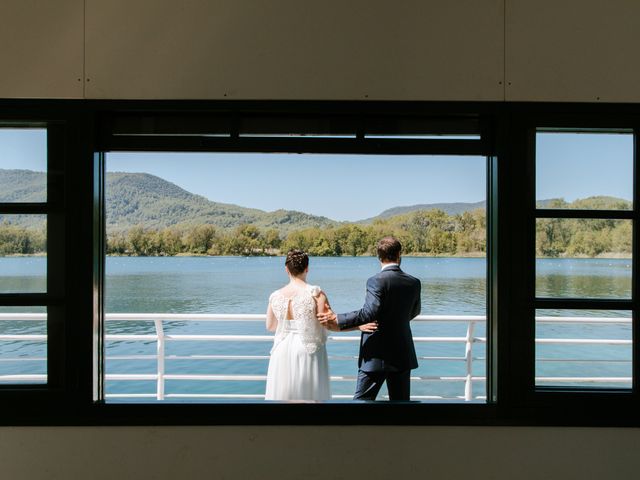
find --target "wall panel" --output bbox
[1,426,639,479]
[506,0,640,102]
[0,0,84,99]
[85,0,504,100]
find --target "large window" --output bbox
[98,115,491,404]
[2,102,640,425]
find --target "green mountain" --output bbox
[537,196,632,210]
[359,201,486,223]
[105,172,338,233]
[0,169,47,203]
[362,196,632,223]
[1,168,632,234]
[0,169,338,233]
[0,169,47,229]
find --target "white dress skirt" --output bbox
[265,285,330,401]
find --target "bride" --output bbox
[265,250,375,401]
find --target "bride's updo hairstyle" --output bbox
[285,249,309,276]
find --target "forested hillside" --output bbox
[105,172,337,232]
[0,169,338,232]
[0,169,632,257]
[536,197,632,257]
[360,200,486,222]
[0,169,46,203]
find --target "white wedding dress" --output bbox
[265,284,330,401]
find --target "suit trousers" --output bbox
[353,368,410,401]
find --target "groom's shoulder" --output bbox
[403,270,421,285]
[391,268,421,286]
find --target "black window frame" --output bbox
[93,104,499,425]
[505,110,640,421]
[0,115,67,404]
[0,100,639,426]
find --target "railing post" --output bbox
[154,319,165,400]
[464,320,476,401]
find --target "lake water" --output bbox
[0,256,633,400]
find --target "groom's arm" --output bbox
[337,276,383,330]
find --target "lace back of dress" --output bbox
[294,285,326,354]
[269,285,326,354]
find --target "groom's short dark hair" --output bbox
[377,236,401,262]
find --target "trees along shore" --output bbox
[102,209,485,257]
[103,207,631,258]
[0,223,46,255]
[0,204,632,258]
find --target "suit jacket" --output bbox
[337,265,421,372]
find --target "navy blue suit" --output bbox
[337,265,421,400]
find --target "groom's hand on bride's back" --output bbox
[317,309,340,331]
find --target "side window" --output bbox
[0,127,49,385]
[534,130,634,390]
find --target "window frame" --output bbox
[0,100,639,426]
[93,106,498,424]
[508,113,640,416]
[0,119,66,399]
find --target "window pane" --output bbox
[536,132,632,210]
[536,309,631,389]
[0,306,47,384]
[104,152,487,402]
[0,215,47,293]
[0,128,47,203]
[536,218,631,299]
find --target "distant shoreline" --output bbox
[0,252,632,260]
[100,252,489,258]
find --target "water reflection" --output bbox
[536,258,631,298]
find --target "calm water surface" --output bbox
[0,256,632,398]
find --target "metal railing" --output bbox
[102,314,486,401]
[0,313,633,400]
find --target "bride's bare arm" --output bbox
[315,291,330,314]
[266,303,277,332]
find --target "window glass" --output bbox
[536,309,631,389]
[104,152,487,402]
[536,132,632,210]
[0,128,47,203]
[535,218,631,299]
[0,214,47,293]
[0,306,47,384]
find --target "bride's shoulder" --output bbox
[268,288,285,302]
[307,284,323,297]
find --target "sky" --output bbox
[536,132,633,203]
[0,128,634,221]
[105,152,486,221]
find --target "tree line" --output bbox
[535,199,631,257]
[0,206,632,258]
[0,223,46,255]
[536,218,630,257]
[103,209,487,257]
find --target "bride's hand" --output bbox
[318,308,341,331]
[358,322,378,333]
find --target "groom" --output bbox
[318,236,421,401]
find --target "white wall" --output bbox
[0,0,84,98]
[505,0,640,102]
[1,426,639,480]
[84,0,504,100]
[3,0,640,101]
[1,2,639,479]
